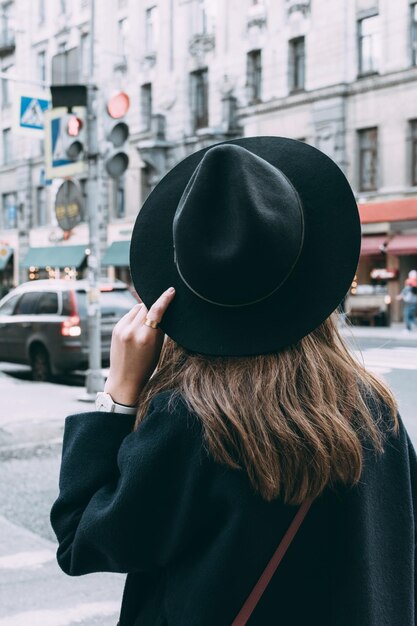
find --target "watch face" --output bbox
[96,392,112,412]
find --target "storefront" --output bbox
[20,245,89,281]
[357,198,417,323]
[102,240,131,285]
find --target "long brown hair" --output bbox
[135,314,397,505]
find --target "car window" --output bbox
[0,294,20,315]
[14,292,41,315]
[75,288,136,317]
[37,292,58,314]
[99,289,137,315]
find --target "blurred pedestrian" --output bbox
[51,138,416,626]
[397,271,417,331]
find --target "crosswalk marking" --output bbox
[0,602,120,626]
[353,347,417,376]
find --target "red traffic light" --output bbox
[67,115,83,137]
[107,92,130,119]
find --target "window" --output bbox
[2,128,12,165]
[1,2,12,33]
[358,15,380,75]
[116,178,125,219]
[51,45,80,85]
[194,0,208,35]
[38,0,45,23]
[141,165,153,201]
[37,51,46,84]
[80,32,90,76]
[15,292,40,315]
[37,292,58,314]
[1,65,11,108]
[35,187,47,227]
[140,83,152,131]
[145,6,158,53]
[190,68,209,131]
[411,3,417,66]
[358,128,378,191]
[118,17,128,57]
[246,50,262,103]
[2,192,17,228]
[0,294,19,315]
[411,120,417,186]
[289,37,305,92]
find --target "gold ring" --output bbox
[144,317,159,329]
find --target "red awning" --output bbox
[360,236,387,256]
[386,234,417,256]
[358,198,417,224]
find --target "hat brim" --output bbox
[130,136,360,356]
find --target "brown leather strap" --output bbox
[231,498,314,626]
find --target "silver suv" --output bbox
[0,279,138,381]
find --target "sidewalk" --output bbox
[0,514,124,626]
[0,369,94,460]
[339,321,417,343]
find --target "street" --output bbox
[0,330,416,625]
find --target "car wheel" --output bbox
[30,346,52,382]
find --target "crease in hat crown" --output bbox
[172,143,305,308]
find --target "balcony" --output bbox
[286,0,311,18]
[188,32,215,58]
[247,4,267,30]
[140,50,157,71]
[0,29,15,58]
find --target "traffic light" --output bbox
[61,109,86,161]
[104,91,130,178]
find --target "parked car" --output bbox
[344,284,391,327]
[0,279,138,381]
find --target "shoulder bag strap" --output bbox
[231,498,314,626]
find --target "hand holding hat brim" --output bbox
[104,287,176,406]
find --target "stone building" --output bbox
[0,0,416,320]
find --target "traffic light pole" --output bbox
[84,0,105,398]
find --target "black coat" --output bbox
[51,391,417,626]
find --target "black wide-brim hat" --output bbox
[130,136,360,356]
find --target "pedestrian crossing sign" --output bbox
[44,107,87,179]
[13,88,50,137]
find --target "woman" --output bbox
[397,271,417,331]
[51,138,416,626]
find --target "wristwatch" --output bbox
[95,392,137,415]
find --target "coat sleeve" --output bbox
[405,429,417,625]
[50,393,211,576]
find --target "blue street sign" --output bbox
[19,96,50,131]
[51,116,72,168]
[44,107,87,179]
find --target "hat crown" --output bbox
[173,144,304,306]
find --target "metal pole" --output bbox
[0,71,48,87]
[85,0,104,397]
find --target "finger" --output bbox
[146,287,176,326]
[116,303,143,329]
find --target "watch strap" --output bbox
[112,400,137,415]
[96,392,137,415]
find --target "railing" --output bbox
[286,0,311,17]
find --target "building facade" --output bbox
[0,0,416,320]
